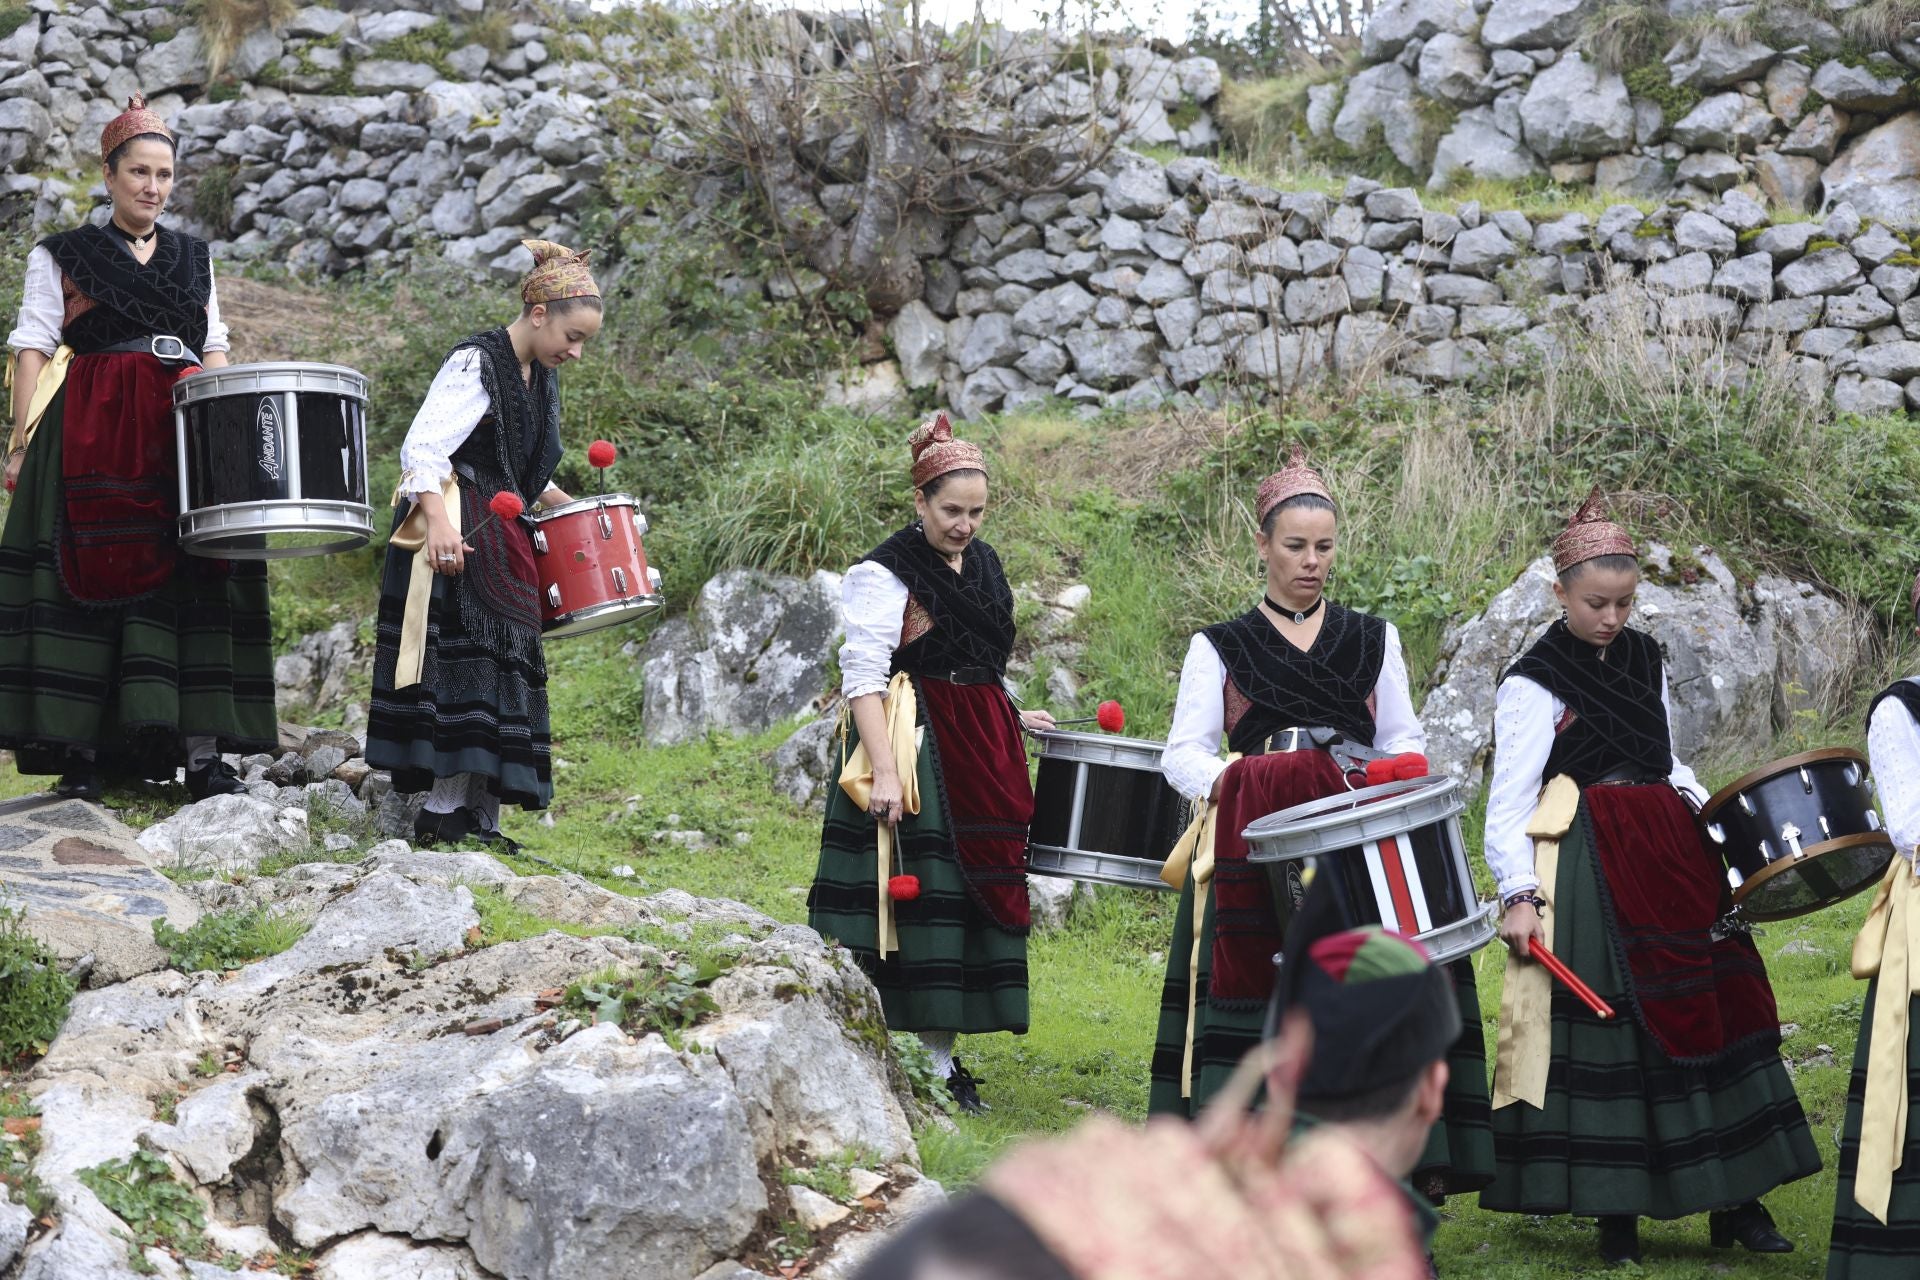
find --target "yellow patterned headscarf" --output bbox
[520,240,599,306]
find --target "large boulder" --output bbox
[1519,55,1635,162]
[1824,112,1920,231]
[1363,0,1478,60]
[136,793,310,876]
[1420,549,1860,785]
[641,569,843,746]
[1481,0,1591,48]
[1430,109,1545,189]
[1333,63,1427,173]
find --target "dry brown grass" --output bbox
[194,0,297,78]
[217,276,398,368]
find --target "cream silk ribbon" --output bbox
[5,344,74,456]
[390,477,461,689]
[1492,773,1580,1111]
[1160,754,1241,1099]
[1850,853,1920,1223]
[836,673,923,960]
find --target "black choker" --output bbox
[1264,594,1324,625]
[107,221,156,246]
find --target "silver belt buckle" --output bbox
[149,335,185,360]
[1275,727,1303,753]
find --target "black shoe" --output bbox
[185,758,244,800]
[53,770,100,801]
[946,1058,989,1114]
[1597,1215,1640,1266]
[471,824,521,857]
[413,806,475,847]
[1710,1201,1793,1253]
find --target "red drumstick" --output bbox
[1525,940,1616,1020]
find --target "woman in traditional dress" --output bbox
[0,95,273,800]
[1481,491,1817,1265]
[1150,447,1495,1213]
[364,241,600,850]
[1825,570,1920,1279]
[808,414,1054,1113]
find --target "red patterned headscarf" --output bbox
[1256,445,1335,527]
[909,413,986,489]
[1552,487,1638,573]
[101,94,173,164]
[520,239,599,305]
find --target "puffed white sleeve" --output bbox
[838,561,908,699]
[398,350,490,496]
[7,247,61,355]
[1662,673,1709,807]
[1483,675,1557,899]
[1373,623,1425,756]
[1161,633,1230,801]
[202,265,229,354]
[1870,696,1920,862]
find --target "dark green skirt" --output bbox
[1146,865,1497,1194]
[1482,800,1821,1219]
[807,715,1028,1035]
[0,384,276,772]
[1826,977,1920,1278]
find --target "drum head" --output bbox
[1732,834,1894,921]
[543,594,665,640]
[536,492,638,522]
[1031,729,1167,771]
[173,361,369,406]
[1243,775,1463,862]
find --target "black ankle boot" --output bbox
[946,1057,989,1114]
[1710,1200,1793,1253]
[1597,1215,1640,1265]
[413,806,475,847]
[53,770,100,801]
[185,758,244,800]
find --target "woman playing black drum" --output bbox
[1826,570,1920,1279]
[808,415,1054,1114]
[364,242,598,850]
[0,95,272,800]
[1481,491,1817,1265]
[1150,448,1495,1208]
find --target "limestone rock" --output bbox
[641,570,843,746]
[1334,63,1427,173]
[137,793,309,876]
[1520,55,1634,161]
[1481,0,1590,48]
[1824,113,1920,231]
[1811,59,1911,112]
[1418,33,1493,104]
[1664,32,1777,90]
[1670,92,1775,151]
[772,717,838,811]
[1364,0,1478,60]
[1429,108,1544,189]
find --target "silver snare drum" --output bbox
[174,361,372,558]
[1026,730,1184,891]
[1243,775,1496,965]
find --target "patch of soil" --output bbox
[49,837,134,866]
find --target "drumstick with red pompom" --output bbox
[588,439,616,487]
[1050,700,1126,732]
[462,491,526,541]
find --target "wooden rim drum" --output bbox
[530,493,664,639]
[173,361,372,558]
[1025,729,1184,892]
[1243,775,1497,965]
[1698,747,1893,922]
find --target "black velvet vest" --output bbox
[41,223,211,355]
[1203,603,1385,753]
[1504,621,1673,786]
[862,523,1016,677]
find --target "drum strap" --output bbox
[1849,855,1920,1223]
[1491,774,1579,1112]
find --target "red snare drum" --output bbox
[530,493,664,639]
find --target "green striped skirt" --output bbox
[0,382,276,773]
[807,713,1028,1035]
[1146,865,1496,1194]
[1826,977,1920,1278]
[1481,799,1820,1219]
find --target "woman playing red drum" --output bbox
[1480,491,1818,1265]
[364,241,599,851]
[0,95,272,800]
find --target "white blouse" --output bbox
[1481,673,1709,900]
[7,243,230,355]
[838,560,911,699]
[1869,690,1920,864]
[1159,624,1425,802]
[397,349,492,496]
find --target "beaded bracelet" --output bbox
[1504,891,1548,914]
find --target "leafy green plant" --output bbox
[151,906,308,973]
[76,1149,212,1274]
[0,4,30,40]
[563,954,736,1048]
[0,902,73,1065]
[888,1031,957,1114]
[189,160,240,236]
[192,1050,222,1079]
[778,1146,877,1204]
[1623,62,1703,127]
[0,1091,50,1218]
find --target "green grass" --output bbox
[151,906,309,973]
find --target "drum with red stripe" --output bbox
[1242,775,1496,965]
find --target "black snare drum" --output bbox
[1026,730,1184,891]
[1243,775,1496,964]
[1699,748,1893,921]
[174,362,372,558]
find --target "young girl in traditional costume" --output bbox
[365,241,600,850]
[808,415,1054,1113]
[1825,570,1920,1279]
[1,95,273,799]
[1151,448,1494,1213]
[1481,491,1818,1265]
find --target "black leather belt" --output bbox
[93,335,202,365]
[906,667,1000,686]
[1257,725,1390,774]
[1588,767,1664,786]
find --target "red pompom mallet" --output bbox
[888,875,921,901]
[1392,752,1431,781]
[587,439,616,485]
[1095,700,1125,733]
[461,490,526,542]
